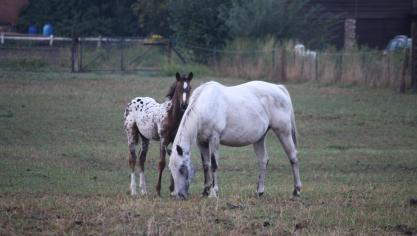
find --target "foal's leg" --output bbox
[274,129,302,197]
[138,136,149,195]
[126,122,139,196]
[253,135,269,196]
[128,142,138,196]
[156,138,169,196]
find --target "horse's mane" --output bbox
[165,81,177,99]
[175,82,213,146]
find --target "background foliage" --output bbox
[223,0,341,48]
[17,0,341,49]
[17,0,141,37]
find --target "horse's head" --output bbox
[169,144,195,199]
[174,72,193,112]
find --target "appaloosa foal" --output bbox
[124,72,193,196]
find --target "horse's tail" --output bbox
[278,85,297,148]
[290,107,297,148]
[123,100,139,145]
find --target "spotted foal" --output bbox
[123,72,193,196]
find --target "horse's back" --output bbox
[192,81,294,146]
[124,96,168,140]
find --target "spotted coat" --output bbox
[124,97,172,141]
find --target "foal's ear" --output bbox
[176,145,183,156]
[188,72,193,81]
[176,72,181,81]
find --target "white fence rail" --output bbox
[0,33,166,47]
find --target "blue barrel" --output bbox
[42,24,53,36]
[28,25,37,34]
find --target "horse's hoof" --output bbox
[130,189,138,196]
[292,189,300,197]
[201,187,210,197]
[209,189,218,198]
[256,192,264,197]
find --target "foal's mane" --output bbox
[175,82,212,146]
[165,81,177,99]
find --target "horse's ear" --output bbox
[176,72,181,81]
[176,145,183,156]
[188,72,193,81]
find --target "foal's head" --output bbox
[169,72,193,112]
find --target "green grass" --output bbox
[0,71,416,235]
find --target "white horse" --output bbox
[168,81,301,199]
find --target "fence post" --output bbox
[79,38,83,71]
[167,40,172,64]
[411,1,417,92]
[213,47,218,69]
[71,37,80,72]
[281,47,287,82]
[315,55,319,81]
[271,48,275,75]
[120,38,124,71]
[387,52,391,85]
[336,53,343,82]
[400,48,410,93]
[49,35,54,46]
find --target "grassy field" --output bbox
[0,71,416,235]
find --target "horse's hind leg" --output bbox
[138,135,149,195]
[253,135,269,196]
[274,129,302,197]
[126,121,139,196]
[156,138,169,196]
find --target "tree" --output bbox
[17,0,141,37]
[131,0,171,37]
[223,0,341,49]
[169,0,231,49]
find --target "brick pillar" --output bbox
[344,18,356,50]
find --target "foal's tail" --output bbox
[123,101,139,145]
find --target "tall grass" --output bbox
[209,38,410,89]
[0,38,411,90]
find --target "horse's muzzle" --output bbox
[177,191,188,200]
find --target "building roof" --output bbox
[0,0,29,26]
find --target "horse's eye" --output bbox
[179,164,189,180]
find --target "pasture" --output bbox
[0,71,416,235]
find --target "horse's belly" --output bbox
[219,124,268,147]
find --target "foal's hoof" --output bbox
[201,187,210,197]
[208,189,218,198]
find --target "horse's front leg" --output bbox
[198,142,210,196]
[253,135,269,196]
[208,134,220,198]
[156,139,169,196]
